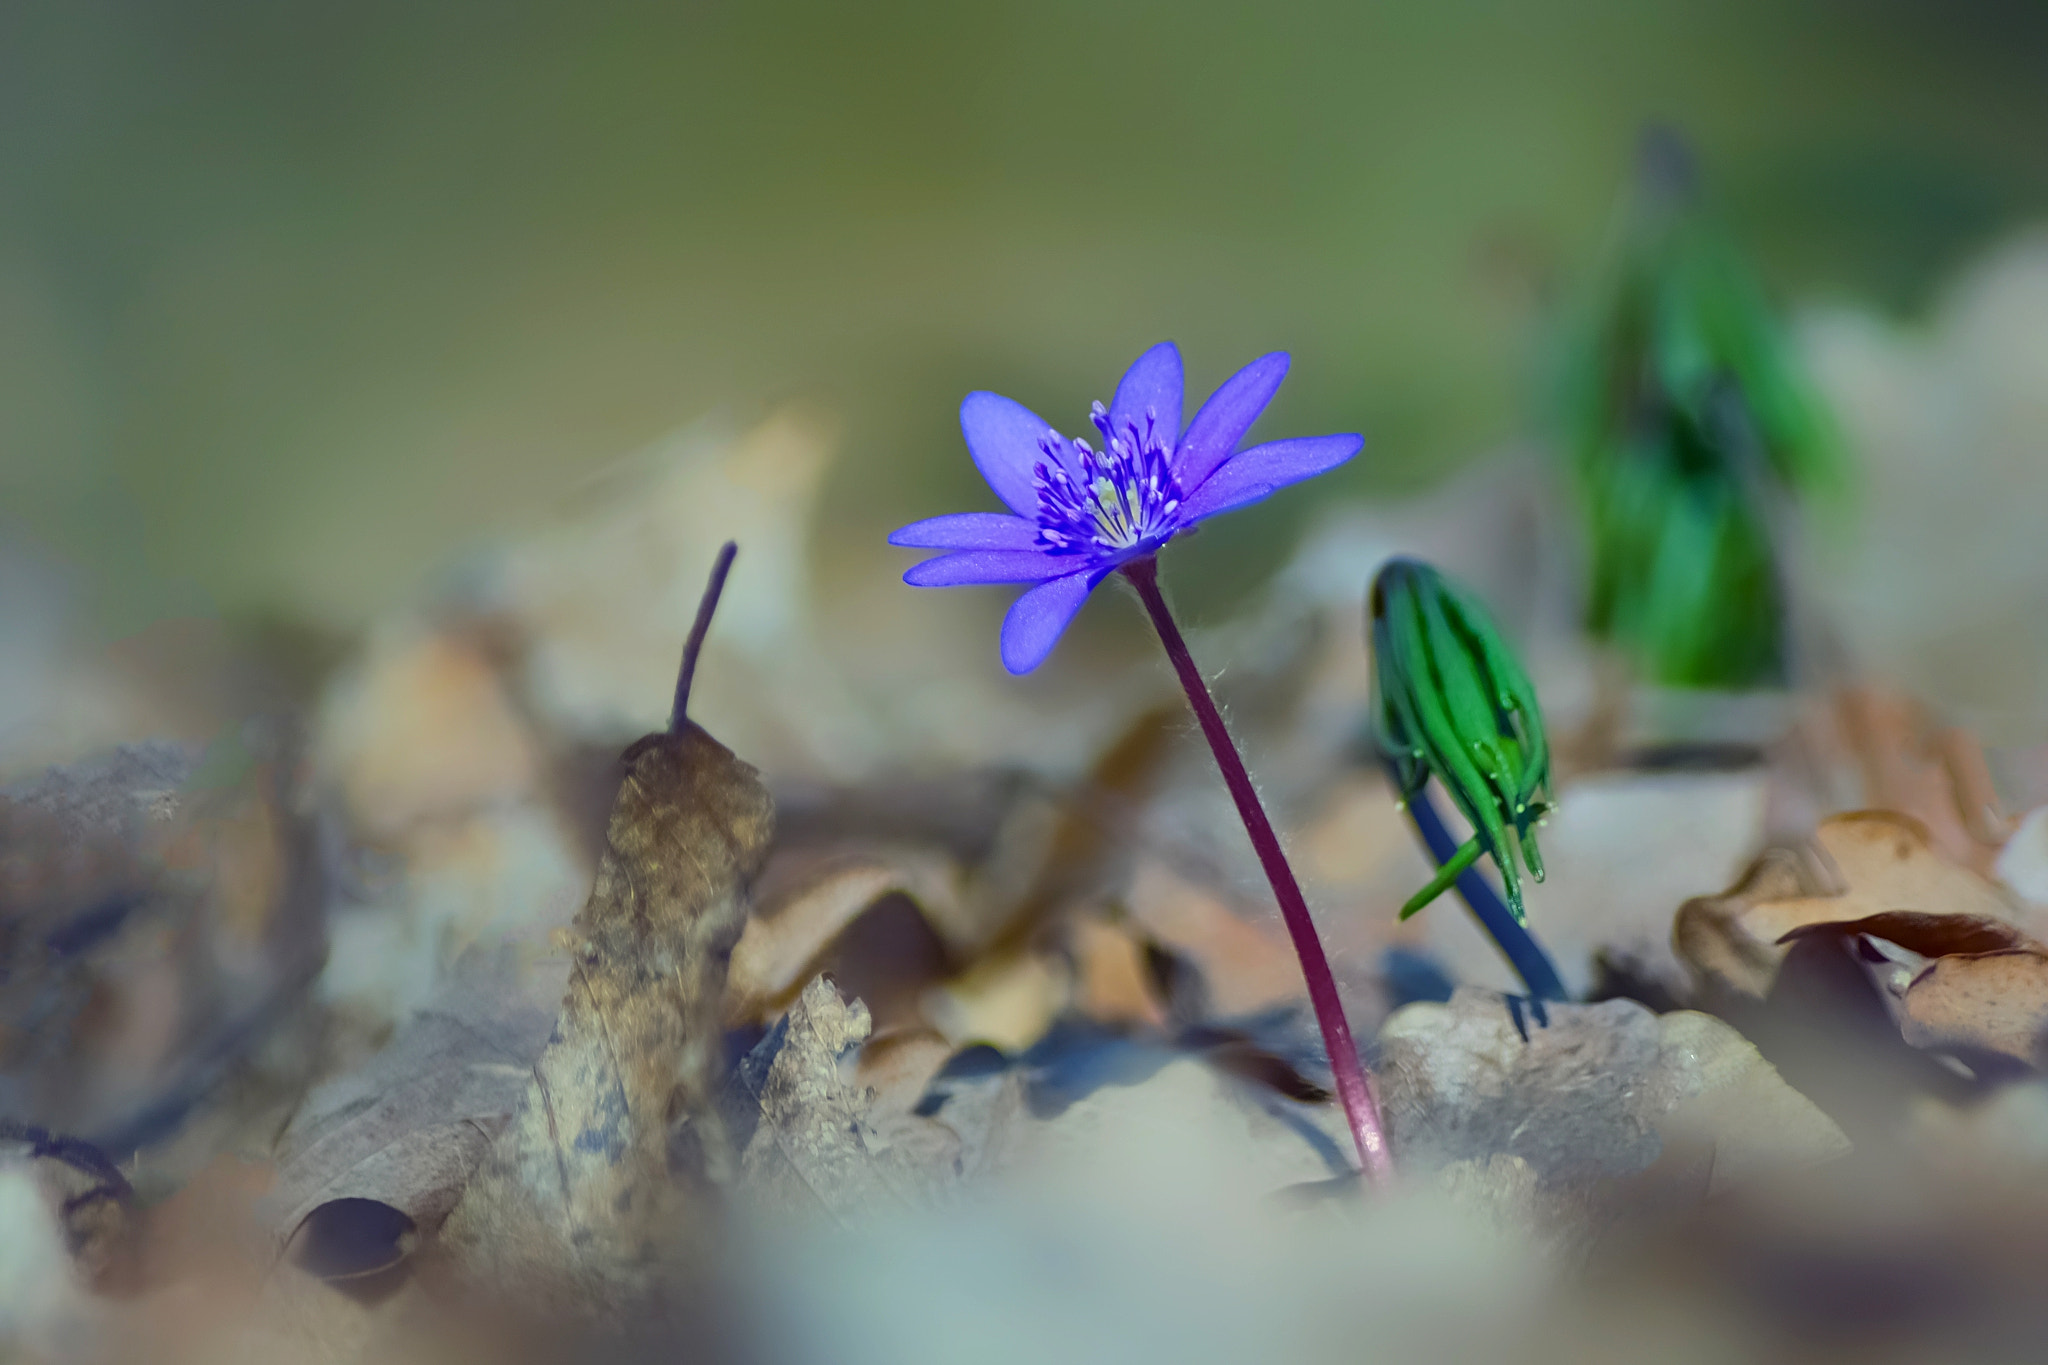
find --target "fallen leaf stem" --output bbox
[671,541,739,732]
[1122,556,1394,1186]
[1397,773,1569,1002]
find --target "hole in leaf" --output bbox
[292,1198,417,1288]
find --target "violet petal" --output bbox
[962,391,1061,517]
[1177,433,1363,522]
[1174,352,1290,489]
[888,512,1043,551]
[1110,341,1184,444]
[999,570,1096,674]
[904,548,1066,587]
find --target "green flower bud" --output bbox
[1370,557,1550,924]
[1555,129,1847,690]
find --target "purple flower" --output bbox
[890,342,1364,673]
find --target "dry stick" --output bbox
[671,541,739,732]
[1121,556,1395,1185]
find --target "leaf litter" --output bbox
[11,390,2048,1362]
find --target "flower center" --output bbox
[1031,403,1184,558]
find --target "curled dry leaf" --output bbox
[439,712,774,1312]
[1672,848,1809,1001]
[1898,950,2048,1071]
[724,846,965,1025]
[728,975,940,1221]
[724,706,1180,1043]
[920,947,1069,1053]
[1781,812,2019,924]
[1775,911,2044,959]
[1675,811,2023,1001]
[266,942,564,1251]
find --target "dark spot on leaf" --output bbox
[572,1085,629,1162]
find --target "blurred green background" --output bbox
[5,0,2046,633]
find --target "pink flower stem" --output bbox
[1121,555,1394,1186]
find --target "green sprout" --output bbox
[1370,557,1551,925]
[1558,128,1846,690]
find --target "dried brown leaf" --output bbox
[730,975,928,1221]
[1768,811,2017,927]
[1675,811,2025,1001]
[440,715,774,1311]
[1900,950,2048,1070]
[721,705,1181,1042]
[724,847,964,1024]
[1776,911,2043,958]
[267,944,563,1249]
[1673,847,1811,1000]
[921,947,1068,1052]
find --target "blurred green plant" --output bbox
[1557,128,1847,690]
[1371,557,1550,926]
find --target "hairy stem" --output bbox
[1396,773,1569,1003]
[1122,556,1394,1185]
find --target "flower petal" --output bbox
[962,392,1060,517]
[903,549,1066,587]
[1110,341,1184,445]
[1174,352,1290,489]
[1177,434,1363,522]
[999,570,1096,674]
[888,512,1043,551]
